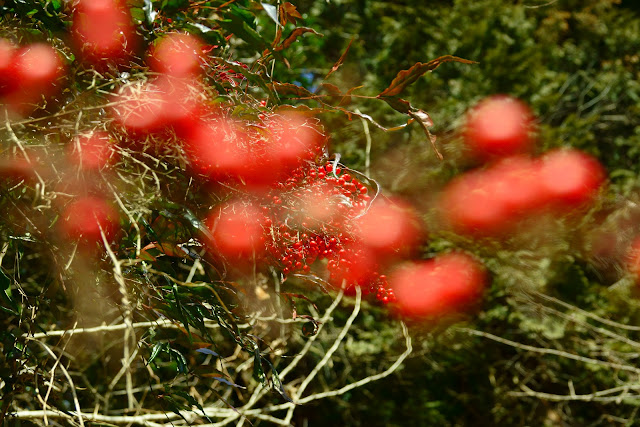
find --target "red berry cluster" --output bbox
[263,163,393,301]
[201,160,410,304]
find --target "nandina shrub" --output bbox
[4,2,626,426]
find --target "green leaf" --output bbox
[265,360,293,402]
[170,348,188,374]
[253,352,266,385]
[377,55,476,98]
[172,390,212,421]
[172,283,193,342]
[148,342,167,365]
[0,269,19,316]
[219,12,268,52]
[160,0,189,11]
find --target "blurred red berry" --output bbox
[149,33,204,78]
[392,252,487,318]
[539,148,606,210]
[68,131,117,171]
[71,0,137,67]
[204,199,267,260]
[60,196,119,242]
[463,95,536,161]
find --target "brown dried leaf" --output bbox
[325,37,354,80]
[276,27,322,51]
[320,83,342,96]
[338,85,364,106]
[378,55,476,98]
[408,109,441,160]
[280,2,302,26]
[268,82,315,98]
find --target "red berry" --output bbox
[68,131,117,170]
[60,196,119,243]
[538,148,605,210]
[463,95,536,161]
[392,252,487,318]
[149,33,204,78]
[72,0,137,67]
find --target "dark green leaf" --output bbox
[148,342,167,365]
[253,353,266,385]
[170,348,188,374]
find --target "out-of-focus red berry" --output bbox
[439,170,512,236]
[539,148,606,210]
[184,119,249,181]
[110,81,167,135]
[626,237,640,283]
[0,39,17,96]
[72,0,137,67]
[153,75,204,135]
[149,33,204,78]
[262,113,326,175]
[68,131,117,170]
[4,43,64,114]
[392,252,487,318]
[463,95,536,161]
[60,196,119,242]
[486,155,546,216]
[353,198,422,259]
[204,199,266,260]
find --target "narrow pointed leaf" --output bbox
[325,37,354,80]
[378,55,476,97]
[276,27,322,51]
